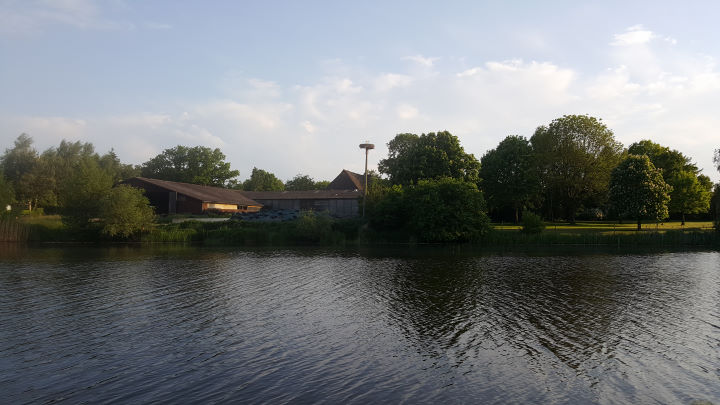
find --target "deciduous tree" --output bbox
[1,134,38,209]
[141,145,239,187]
[609,155,671,230]
[100,149,140,183]
[480,135,539,223]
[379,131,480,185]
[531,115,623,223]
[242,167,285,191]
[629,140,710,221]
[628,140,697,179]
[59,158,114,230]
[668,171,712,225]
[406,178,489,242]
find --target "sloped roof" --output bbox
[126,177,262,206]
[242,189,361,200]
[327,169,368,191]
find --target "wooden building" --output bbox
[124,177,262,215]
[241,190,361,218]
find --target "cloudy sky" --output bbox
[2,0,719,182]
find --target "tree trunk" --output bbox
[681,213,685,226]
[514,207,519,224]
[637,218,642,230]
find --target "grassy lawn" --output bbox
[18,214,64,229]
[493,221,715,234]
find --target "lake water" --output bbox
[1,245,719,404]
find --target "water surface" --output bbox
[1,245,718,404]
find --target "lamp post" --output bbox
[359,142,374,217]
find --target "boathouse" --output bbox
[124,177,263,215]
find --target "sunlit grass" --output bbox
[493,221,714,233]
[19,214,64,229]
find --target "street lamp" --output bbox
[359,142,374,217]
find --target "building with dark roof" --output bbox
[326,169,371,192]
[126,169,371,217]
[124,177,262,215]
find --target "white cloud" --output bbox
[403,55,439,67]
[611,25,655,46]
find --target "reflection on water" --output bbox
[0,245,718,404]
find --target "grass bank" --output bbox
[12,215,720,248]
[485,221,719,247]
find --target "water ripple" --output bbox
[0,246,719,404]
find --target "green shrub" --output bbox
[367,178,491,243]
[100,185,155,238]
[521,210,545,234]
[291,211,334,243]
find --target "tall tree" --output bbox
[141,145,239,187]
[628,140,697,178]
[242,167,285,191]
[1,134,37,185]
[59,158,115,230]
[629,140,710,221]
[100,149,140,183]
[17,156,57,211]
[668,171,712,225]
[1,134,38,209]
[531,115,624,222]
[609,155,672,230]
[32,140,98,212]
[480,135,539,223]
[378,131,480,185]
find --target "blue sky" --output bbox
[2,0,719,182]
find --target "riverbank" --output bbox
[3,215,719,248]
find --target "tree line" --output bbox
[371,115,717,238]
[1,114,719,240]
[384,115,719,237]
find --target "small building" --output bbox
[241,190,361,218]
[124,177,262,215]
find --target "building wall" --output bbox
[253,198,358,217]
[177,195,204,214]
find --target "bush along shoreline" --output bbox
[7,213,720,248]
